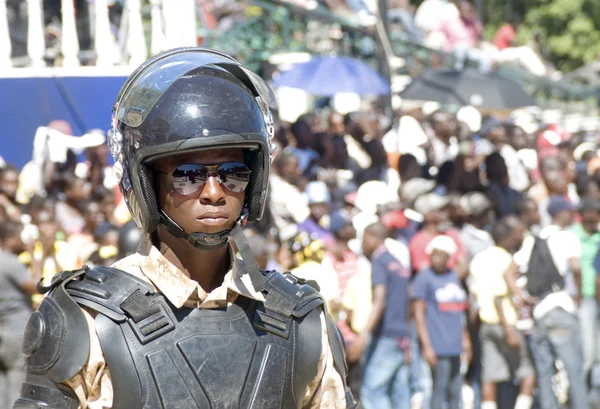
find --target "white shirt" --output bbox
[513,226,581,319]
[268,174,310,241]
[500,144,529,193]
[382,116,429,165]
[430,135,459,167]
[414,0,450,33]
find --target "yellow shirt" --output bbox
[64,236,347,409]
[469,246,518,326]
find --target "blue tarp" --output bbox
[1,75,127,169]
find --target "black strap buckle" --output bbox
[121,290,175,344]
[36,266,90,294]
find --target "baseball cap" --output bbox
[460,192,492,216]
[305,181,330,205]
[414,193,450,215]
[479,117,504,137]
[425,235,458,256]
[329,211,353,235]
[547,195,577,217]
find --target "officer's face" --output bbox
[154,148,246,235]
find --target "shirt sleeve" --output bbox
[7,257,32,288]
[371,257,388,286]
[409,235,429,272]
[64,308,113,409]
[301,311,348,409]
[594,250,600,275]
[561,231,582,259]
[411,271,428,300]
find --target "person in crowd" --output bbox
[322,210,359,317]
[398,154,423,184]
[409,192,468,278]
[382,103,429,169]
[54,173,92,236]
[481,118,530,193]
[485,152,522,219]
[0,220,40,408]
[82,131,117,190]
[459,192,495,261]
[471,218,535,409]
[288,116,320,175]
[24,205,79,295]
[445,140,489,194]
[93,185,121,227]
[413,235,471,409]
[508,195,588,409]
[298,180,335,246]
[0,164,22,222]
[287,231,340,306]
[529,157,566,205]
[494,17,521,50]
[428,111,459,168]
[269,151,310,240]
[575,173,600,201]
[348,222,411,409]
[570,196,600,375]
[515,197,542,235]
[67,199,105,263]
[344,112,390,186]
[322,210,363,397]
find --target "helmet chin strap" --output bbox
[158,209,265,292]
[159,209,230,249]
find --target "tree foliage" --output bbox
[410,0,600,72]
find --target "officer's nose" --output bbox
[199,176,226,205]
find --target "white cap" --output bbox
[426,235,458,256]
[305,181,330,205]
[457,105,481,133]
[354,181,396,214]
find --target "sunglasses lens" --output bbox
[168,162,250,195]
[217,162,251,193]
[171,164,208,195]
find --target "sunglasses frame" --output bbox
[156,161,251,196]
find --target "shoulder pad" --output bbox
[261,270,324,319]
[23,269,90,383]
[65,265,156,322]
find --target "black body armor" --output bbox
[15,266,359,409]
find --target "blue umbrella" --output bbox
[271,55,391,96]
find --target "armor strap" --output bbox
[120,290,176,344]
[14,374,78,409]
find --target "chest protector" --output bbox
[16,265,356,409]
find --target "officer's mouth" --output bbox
[196,213,229,226]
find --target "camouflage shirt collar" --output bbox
[135,234,266,308]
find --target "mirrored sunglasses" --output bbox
[157,162,251,195]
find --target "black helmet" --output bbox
[108,48,277,250]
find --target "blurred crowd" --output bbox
[2,100,600,409]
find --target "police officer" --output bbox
[14,48,359,409]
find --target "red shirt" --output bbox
[493,24,515,50]
[409,229,467,272]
